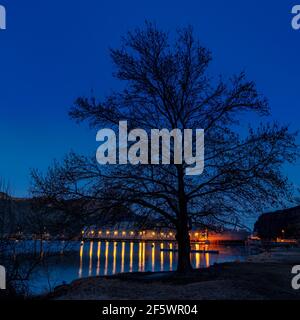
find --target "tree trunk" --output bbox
[176,224,192,273]
[176,165,193,273]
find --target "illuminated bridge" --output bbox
[81,228,248,243]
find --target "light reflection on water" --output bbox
[28,240,248,294]
[76,241,242,278]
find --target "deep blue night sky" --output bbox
[0,0,300,197]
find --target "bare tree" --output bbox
[31,23,298,273]
[0,178,14,238]
[0,179,39,296]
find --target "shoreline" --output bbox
[45,247,300,300]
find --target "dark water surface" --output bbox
[23,240,249,295]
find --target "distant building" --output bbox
[254,206,300,240]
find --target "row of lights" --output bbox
[82,230,206,238]
[82,230,175,237]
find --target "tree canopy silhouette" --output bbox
[31,23,298,273]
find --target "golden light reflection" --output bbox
[121,242,125,273]
[142,242,145,271]
[88,241,94,276]
[169,243,173,271]
[104,241,109,275]
[204,244,210,267]
[151,243,155,271]
[160,243,164,271]
[78,241,84,278]
[129,242,133,272]
[205,253,210,267]
[112,242,117,274]
[195,243,200,268]
[96,241,101,275]
[138,242,142,271]
[77,239,213,278]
